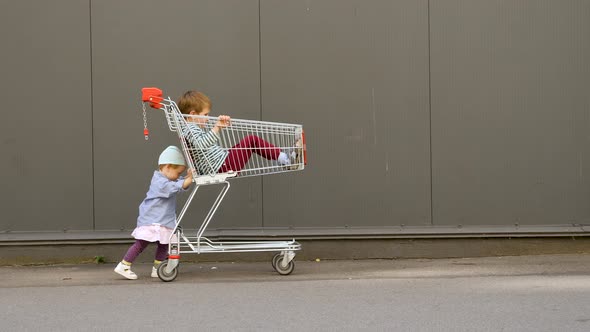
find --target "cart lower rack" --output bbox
[141,87,306,282]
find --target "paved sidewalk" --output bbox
[2,254,590,331]
[2,253,590,287]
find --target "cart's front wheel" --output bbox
[271,253,282,270]
[274,257,295,275]
[157,260,178,282]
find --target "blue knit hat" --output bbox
[158,146,186,166]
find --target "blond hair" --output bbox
[177,90,211,114]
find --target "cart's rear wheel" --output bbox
[271,253,282,270]
[274,257,295,275]
[157,260,178,282]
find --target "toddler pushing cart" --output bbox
[141,87,306,282]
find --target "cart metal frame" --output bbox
[141,87,305,281]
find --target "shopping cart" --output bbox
[141,87,306,282]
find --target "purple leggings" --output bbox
[123,239,168,263]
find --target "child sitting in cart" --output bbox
[177,90,301,176]
[114,146,193,280]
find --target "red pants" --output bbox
[219,135,280,173]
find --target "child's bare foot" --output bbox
[289,138,303,170]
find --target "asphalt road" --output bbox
[2,254,590,331]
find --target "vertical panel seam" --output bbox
[258,0,265,228]
[427,0,434,226]
[89,0,96,230]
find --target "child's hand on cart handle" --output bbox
[213,115,231,133]
[182,168,194,189]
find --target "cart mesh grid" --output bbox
[140,87,303,281]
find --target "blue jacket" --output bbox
[136,171,186,229]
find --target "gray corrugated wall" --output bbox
[260,0,432,227]
[1,0,589,233]
[430,0,590,226]
[90,0,264,230]
[0,1,93,232]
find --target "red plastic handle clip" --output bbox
[141,87,164,109]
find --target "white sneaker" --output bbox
[277,152,291,166]
[114,262,138,280]
[151,266,158,278]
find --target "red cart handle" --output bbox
[140,87,164,140]
[141,87,164,109]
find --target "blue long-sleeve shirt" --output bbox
[136,171,186,229]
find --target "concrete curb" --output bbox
[2,237,590,266]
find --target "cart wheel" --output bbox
[271,253,282,269]
[157,260,178,282]
[274,258,295,275]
